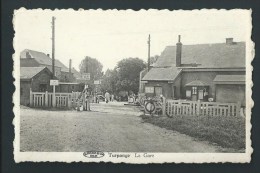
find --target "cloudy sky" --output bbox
[14,9,251,71]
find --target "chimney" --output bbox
[69,59,72,74]
[226,38,233,45]
[26,51,31,59]
[176,35,182,67]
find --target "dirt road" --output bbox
[20,102,223,152]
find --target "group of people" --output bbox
[104,91,114,103]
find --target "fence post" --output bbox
[45,91,48,107]
[236,101,241,116]
[196,100,201,115]
[82,93,86,111]
[162,97,166,116]
[68,94,72,109]
[29,88,33,107]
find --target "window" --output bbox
[154,87,162,96]
[192,87,197,95]
[145,86,154,93]
[186,90,191,97]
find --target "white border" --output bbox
[13,8,254,163]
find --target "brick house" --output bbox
[20,67,55,106]
[141,36,246,106]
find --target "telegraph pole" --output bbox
[147,34,151,71]
[51,16,56,79]
[51,16,56,107]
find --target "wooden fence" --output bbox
[30,90,81,108]
[166,100,241,117]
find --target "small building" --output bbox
[141,36,246,106]
[20,67,54,106]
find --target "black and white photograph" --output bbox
[13,9,253,163]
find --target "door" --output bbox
[198,90,204,100]
[191,86,197,101]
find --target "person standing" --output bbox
[105,91,110,103]
[111,94,114,102]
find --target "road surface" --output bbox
[20,102,224,152]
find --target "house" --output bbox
[20,49,74,82]
[141,36,246,106]
[20,67,55,106]
[20,49,83,93]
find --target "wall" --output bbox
[60,71,75,82]
[31,69,52,92]
[20,81,31,106]
[180,71,245,100]
[57,84,82,93]
[139,69,148,93]
[144,81,173,98]
[216,84,245,106]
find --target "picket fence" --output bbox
[30,90,81,108]
[166,100,241,117]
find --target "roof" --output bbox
[154,42,245,68]
[55,59,70,72]
[20,67,47,80]
[142,40,245,82]
[21,49,70,72]
[213,75,245,84]
[71,68,82,79]
[185,80,209,86]
[142,67,181,81]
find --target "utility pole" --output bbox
[147,34,151,71]
[51,16,56,79]
[51,16,56,107]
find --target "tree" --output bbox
[100,69,118,94]
[150,55,159,65]
[79,56,103,91]
[115,57,146,94]
[79,56,103,81]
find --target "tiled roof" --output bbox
[141,67,181,81]
[213,75,245,82]
[143,41,245,82]
[185,80,209,86]
[21,49,70,72]
[20,67,46,79]
[154,42,245,68]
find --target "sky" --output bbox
[14,9,251,71]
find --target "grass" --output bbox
[141,114,245,151]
